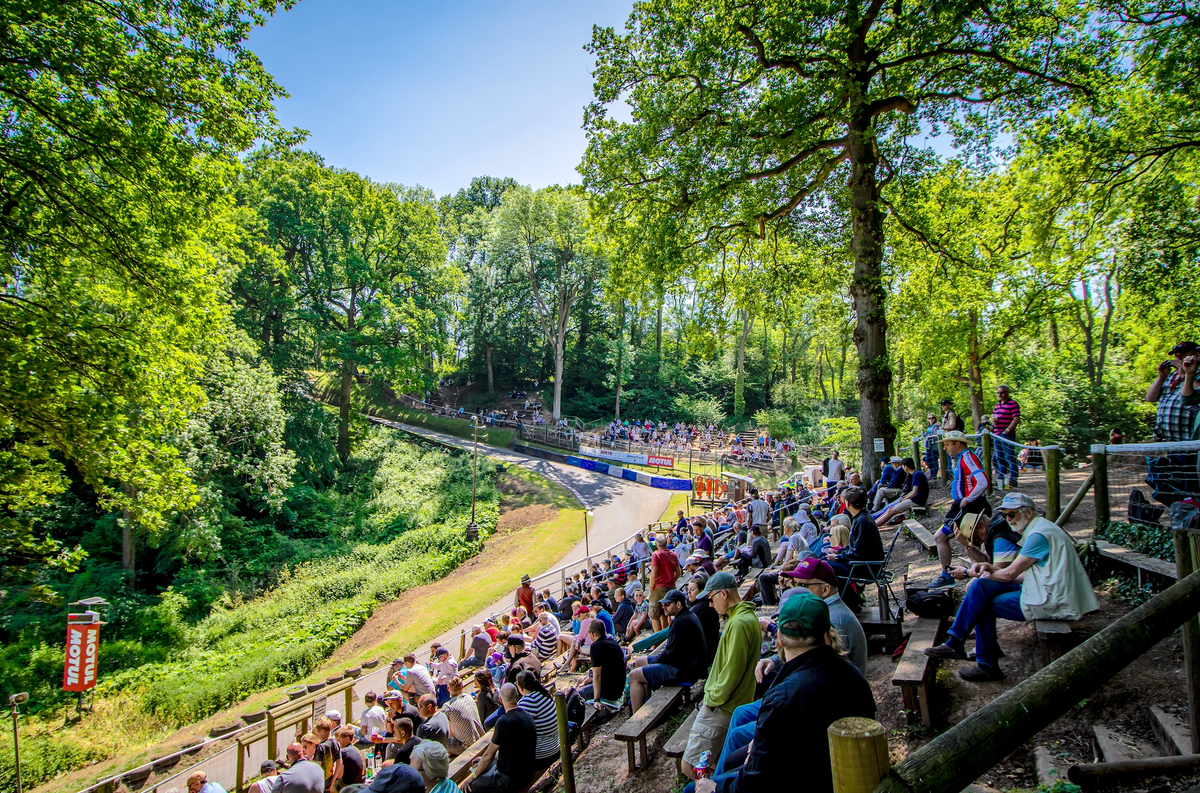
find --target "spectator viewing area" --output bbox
[5,4,1200,793]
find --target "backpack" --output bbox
[1128,488,1166,528]
[564,686,585,725]
[954,415,965,431]
[906,589,956,618]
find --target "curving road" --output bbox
[366,417,671,646]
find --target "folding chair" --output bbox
[839,527,903,621]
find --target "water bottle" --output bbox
[694,749,712,780]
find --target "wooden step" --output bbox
[1150,705,1192,756]
[1034,745,1069,787]
[1093,724,1161,762]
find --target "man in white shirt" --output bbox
[357,691,388,742]
[401,653,435,703]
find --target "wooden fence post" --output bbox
[1044,447,1061,523]
[911,440,921,470]
[267,711,277,767]
[981,432,994,497]
[938,442,949,486]
[829,717,890,793]
[1091,444,1109,531]
[459,630,467,662]
[1176,529,1200,753]
[555,692,576,793]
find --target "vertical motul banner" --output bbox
[62,623,100,691]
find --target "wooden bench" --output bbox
[1033,619,1073,666]
[737,566,764,598]
[903,519,938,557]
[614,685,688,773]
[448,729,493,784]
[576,704,609,750]
[664,706,699,778]
[1093,540,1178,586]
[891,616,947,728]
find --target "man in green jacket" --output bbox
[681,571,761,781]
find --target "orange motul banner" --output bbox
[62,623,100,691]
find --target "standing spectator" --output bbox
[748,490,769,535]
[941,399,964,432]
[431,648,458,707]
[514,575,535,616]
[923,414,941,478]
[929,430,991,589]
[649,536,682,632]
[991,384,1022,489]
[825,450,845,501]
[681,572,761,782]
[1180,354,1200,440]
[1148,341,1200,441]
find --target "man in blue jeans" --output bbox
[991,384,1022,489]
[925,492,1098,681]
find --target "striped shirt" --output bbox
[952,450,988,503]
[518,690,560,761]
[1156,373,1200,441]
[442,694,484,747]
[992,398,1021,435]
[533,622,559,661]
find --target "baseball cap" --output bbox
[940,398,953,405]
[660,590,688,607]
[391,657,404,665]
[686,555,701,565]
[368,761,425,793]
[382,691,402,700]
[260,760,277,774]
[889,456,902,463]
[777,590,831,638]
[999,492,1036,510]
[700,571,737,596]
[781,557,838,587]
[435,647,449,657]
[941,430,969,444]
[325,709,341,721]
[1172,341,1199,355]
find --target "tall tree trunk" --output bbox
[817,345,829,401]
[967,310,985,428]
[847,112,894,485]
[551,293,570,420]
[655,297,663,358]
[735,309,754,417]
[483,339,494,393]
[121,481,136,584]
[337,360,355,461]
[614,301,625,419]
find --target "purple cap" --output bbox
[781,557,839,587]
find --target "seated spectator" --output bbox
[442,677,485,756]
[473,670,501,727]
[334,726,364,787]
[514,671,560,773]
[589,600,615,637]
[925,492,1099,681]
[691,592,876,793]
[401,653,436,704]
[625,588,650,641]
[502,635,541,686]
[416,695,450,748]
[578,619,627,711]
[874,458,929,526]
[248,753,324,793]
[540,588,559,616]
[868,456,905,511]
[755,559,798,608]
[776,558,867,673]
[530,610,560,661]
[628,590,708,710]
[462,684,536,793]
[459,626,491,670]
[823,487,884,608]
[610,587,634,638]
[734,526,772,578]
[929,430,992,589]
[357,691,388,744]
[379,716,422,766]
[410,740,459,793]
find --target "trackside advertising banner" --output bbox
[63,623,100,691]
[580,446,674,469]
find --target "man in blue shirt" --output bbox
[874,458,929,526]
[868,456,905,511]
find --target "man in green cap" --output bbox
[681,571,761,781]
[690,591,876,793]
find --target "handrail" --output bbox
[872,566,1200,793]
[911,428,1061,453]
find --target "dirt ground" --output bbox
[559,467,1194,793]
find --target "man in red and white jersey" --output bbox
[929,431,993,589]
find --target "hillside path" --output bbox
[367,417,671,648]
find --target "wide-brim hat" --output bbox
[941,430,970,444]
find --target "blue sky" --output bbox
[248,1,634,197]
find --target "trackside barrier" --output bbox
[565,455,692,491]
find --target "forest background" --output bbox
[1,0,1198,788]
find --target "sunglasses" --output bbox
[999,510,1022,519]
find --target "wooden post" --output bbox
[1044,447,1061,523]
[236,742,245,793]
[267,711,277,765]
[1055,471,1094,528]
[1092,444,1109,531]
[873,568,1200,793]
[911,440,921,470]
[981,433,994,497]
[344,685,353,725]
[555,692,576,793]
[829,717,890,793]
[938,442,949,486]
[1176,529,1200,754]
[459,630,467,661]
